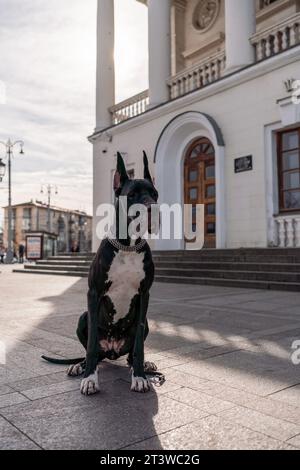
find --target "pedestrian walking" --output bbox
[0,245,5,264]
[18,243,25,264]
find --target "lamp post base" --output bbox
[5,249,14,264]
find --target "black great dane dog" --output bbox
[42,152,163,395]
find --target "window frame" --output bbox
[277,128,300,213]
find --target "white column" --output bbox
[96,0,115,130]
[225,0,256,73]
[148,0,171,107]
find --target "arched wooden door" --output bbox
[184,138,216,248]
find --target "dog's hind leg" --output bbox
[67,312,88,377]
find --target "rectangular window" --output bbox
[22,208,32,231]
[189,170,198,182]
[206,185,215,199]
[205,165,215,179]
[189,188,198,200]
[207,222,216,235]
[278,129,300,212]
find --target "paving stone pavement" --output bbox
[0,265,300,450]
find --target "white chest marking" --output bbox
[107,251,145,322]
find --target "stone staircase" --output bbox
[12,248,300,291]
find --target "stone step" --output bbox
[48,256,94,262]
[35,259,300,273]
[153,254,300,263]
[13,269,88,278]
[59,252,94,257]
[24,264,89,273]
[155,275,300,292]
[36,260,91,267]
[153,248,300,255]
[155,267,300,283]
[13,248,300,292]
[155,261,300,272]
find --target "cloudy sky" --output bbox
[0,0,148,227]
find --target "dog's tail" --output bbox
[41,355,85,365]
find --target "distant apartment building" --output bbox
[3,200,92,256]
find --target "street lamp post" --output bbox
[0,139,24,264]
[40,184,58,233]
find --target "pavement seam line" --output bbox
[118,413,213,450]
[0,412,44,450]
[210,412,299,448]
[286,432,300,442]
[266,381,300,397]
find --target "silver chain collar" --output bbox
[107,237,147,253]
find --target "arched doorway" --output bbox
[184,138,216,248]
[154,111,226,250]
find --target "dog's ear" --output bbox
[143,151,153,183]
[114,152,128,194]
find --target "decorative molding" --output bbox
[182,32,225,60]
[277,95,300,127]
[97,131,113,143]
[154,112,225,163]
[192,0,221,33]
[153,111,226,249]
[88,44,300,142]
[257,0,296,24]
[173,0,187,11]
[284,78,296,93]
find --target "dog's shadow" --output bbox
[69,360,163,450]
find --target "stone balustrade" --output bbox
[108,12,300,126]
[109,90,149,125]
[167,51,226,100]
[251,12,300,61]
[274,214,300,248]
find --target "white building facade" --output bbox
[89,0,300,252]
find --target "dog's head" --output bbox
[114,152,159,234]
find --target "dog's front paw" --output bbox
[67,363,84,377]
[131,374,151,393]
[80,374,100,396]
[144,361,157,373]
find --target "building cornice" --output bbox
[3,201,92,218]
[136,0,186,8]
[88,45,300,143]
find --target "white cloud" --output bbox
[0,0,148,229]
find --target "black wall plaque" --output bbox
[234,155,253,173]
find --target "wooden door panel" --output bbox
[184,138,216,248]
